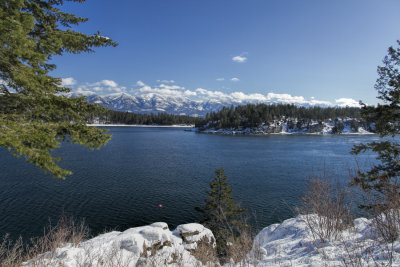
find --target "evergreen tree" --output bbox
[0,0,117,178]
[332,120,344,134]
[196,168,245,259]
[201,103,362,130]
[351,40,400,207]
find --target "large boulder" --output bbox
[23,222,216,267]
[174,223,216,251]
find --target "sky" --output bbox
[53,0,400,106]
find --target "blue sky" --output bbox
[54,0,400,105]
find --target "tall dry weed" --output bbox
[0,214,88,267]
[298,176,353,242]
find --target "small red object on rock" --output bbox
[158,204,162,208]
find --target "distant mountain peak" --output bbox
[72,91,357,117]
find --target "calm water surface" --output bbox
[0,127,379,240]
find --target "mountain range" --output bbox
[69,91,350,117]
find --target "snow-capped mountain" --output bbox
[69,91,341,117]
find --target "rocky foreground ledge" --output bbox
[23,222,215,266]
[23,215,400,266]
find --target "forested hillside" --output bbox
[200,104,362,129]
[87,110,204,125]
[194,103,373,134]
[86,104,366,132]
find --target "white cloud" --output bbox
[68,79,126,94]
[157,80,175,84]
[159,84,184,90]
[232,55,247,63]
[91,86,104,92]
[74,87,95,96]
[231,92,267,102]
[136,80,146,86]
[100,80,118,87]
[335,98,360,107]
[184,90,197,96]
[195,88,208,95]
[266,92,306,104]
[231,77,240,82]
[192,89,332,106]
[216,78,225,81]
[137,83,187,98]
[264,92,332,106]
[195,88,228,99]
[67,79,359,108]
[61,77,77,86]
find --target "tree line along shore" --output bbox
[87,104,366,130]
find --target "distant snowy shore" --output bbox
[88,123,194,128]
[23,215,400,266]
[198,128,374,135]
[197,118,375,135]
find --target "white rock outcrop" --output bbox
[23,222,215,267]
[23,215,400,266]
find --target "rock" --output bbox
[173,223,216,250]
[266,125,283,133]
[307,122,324,133]
[173,224,216,265]
[23,222,215,267]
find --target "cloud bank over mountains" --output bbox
[64,78,361,116]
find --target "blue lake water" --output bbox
[0,127,380,240]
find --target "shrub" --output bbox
[298,176,353,242]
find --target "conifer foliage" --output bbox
[203,104,362,130]
[0,0,117,178]
[351,40,400,207]
[88,110,204,126]
[196,168,246,259]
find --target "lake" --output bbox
[0,127,379,241]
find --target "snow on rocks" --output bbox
[23,214,400,266]
[250,214,400,266]
[23,222,215,267]
[199,119,374,135]
[173,223,216,251]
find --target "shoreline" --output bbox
[198,130,376,136]
[87,123,194,128]
[23,214,399,266]
[88,124,376,135]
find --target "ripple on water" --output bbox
[0,128,380,241]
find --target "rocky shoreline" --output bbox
[23,214,400,266]
[197,118,374,135]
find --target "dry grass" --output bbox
[298,176,353,243]
[189,236,217,266]
[372,187,400,242]
[0,235,24,267]
[226,228,253,266]
[0,213,88,267]
[367,188,400,266]
[297,174,400,266]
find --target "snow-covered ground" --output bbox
[199,119,375,135]
[23,222,215,267]
[23,214,400,266]
[252,214,400,266]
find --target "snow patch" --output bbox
[23,215,400,266]
[249,214,400,266]
[23,223,215,267]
